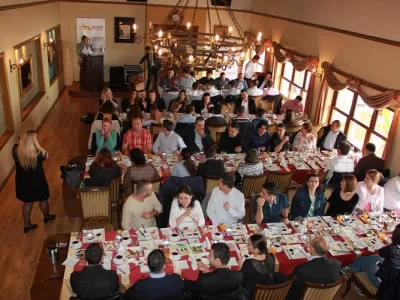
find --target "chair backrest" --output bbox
[130,178,162,200]
[286,187,299,211]
[254,277,295,300]
[78,186,112,222]
[208,125,227,145]
[285,125,303,134]
[241,173,268,215]
[259,100,274,112]
[301,273,348,300]
[110,177,121,207]
[227,103,236,113]
[205,176,220,194]
[267,124,276,135]
[252,95,262,108]
[266,172,293,192]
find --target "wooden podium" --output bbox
[80,54,104,92]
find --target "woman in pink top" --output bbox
[355,169,384,213]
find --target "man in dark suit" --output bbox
[181,117,214,153]
[219,122,243,154]
[125,249,184,300]
[139,46,161,91]
[354,143,385,181]
[234,89,257,115]
[70,243,120,300]
[197,146,225,178]
[185,243,245,299]
[280,237,341,300]
[199,69,214,86]
[317,120,347,151]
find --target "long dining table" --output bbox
[33,211,399,300]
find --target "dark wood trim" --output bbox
[13,34,41,50]
[21,91,46,121]
[0,0,58,11]
[0,131,14,152]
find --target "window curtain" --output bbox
[272,42,318,115]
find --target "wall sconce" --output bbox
[265,45,274,56]
[9,58,24,73]
[313,68,324,81]
[43,38,54,48]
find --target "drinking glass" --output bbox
[344,213,351,225]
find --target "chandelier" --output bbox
[133,0,263,71]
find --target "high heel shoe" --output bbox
[24,224,38,233]
[44,214,56,224]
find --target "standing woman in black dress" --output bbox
[12,130,55,233]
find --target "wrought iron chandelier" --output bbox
[133,0,263,71]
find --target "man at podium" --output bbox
[139,46,161,91]
[76,35,92,65]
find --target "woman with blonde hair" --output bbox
[355,169,384,213]
[95,118,118,153]
[99,88,118,111]
[12,130,55,233]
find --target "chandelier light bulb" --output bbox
[189,55,194,61]
[149,22,152,29]
[186,22,191,29]
[240,52,245,58]
[154,45,158,50]
[232,47,236,52]
[49,38,53,43]
[223,55,228,62]
[133,24,137,33]
[158,30,163,38]
[158,49,162,56]
[257,32,262,38]
[228,26,232,33]
[215,34,220,42]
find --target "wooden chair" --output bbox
[259,100,274,112]
[267,124,276,135]
[241,173,268,222]
[151,123,163,136]
[221,103,229,114]
[254,277,295,300]
[285,125,303,134]
[205,176,220,194]
[266,172,293,192]
[226,103,235,113]
[252,95,262,108]
[286,186,299,211]
[342,271,377,299]
[110,178,122,227]
[208,125,226,146]
[301,272,350,300]
[78,186,114,231]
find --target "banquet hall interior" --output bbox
[0,0,400,299]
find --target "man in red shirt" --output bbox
[122,117,153,154]
[281,95,304,114]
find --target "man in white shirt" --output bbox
[178,68,196,89]
[246,80,263,97]
[317,120,347,151]
[153,119,186,155]
[383,174,400,211]
[121,181,162,229]
[244,55,260,86]
[325,141,354,184]
[206,172,246,225]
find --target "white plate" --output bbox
[170,252,181,261]
[213,233,224,241]
[70,240,82,249]
[271,244,283,253]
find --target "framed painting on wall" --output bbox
[114,17,136,43]
[19,55,33,97]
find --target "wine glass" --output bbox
[344,213,351,226]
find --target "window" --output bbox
[279,61,312,109]
[329,88,395,157]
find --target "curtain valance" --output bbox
[272,42,319,72]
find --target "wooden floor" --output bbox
[0,85,366,300]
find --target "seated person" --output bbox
[124,249,184,300]
[234,89,257,114]
[123,148,160,193]
[239,234,276,298]
[253,182,289,224]
[169,185,205,228]
[176,104,196,124]
[205,105,227,129]
[355,169,384,214]
[121,89,139,113]
[292,123,316,151]
[259,71,273,89]
[180,117,214,153]
[172,148,197,177]
[246,80,263,97]
[153,119,186,155]
[218,122,242,154]
[191,82,203,99]
[317,120,347,151]
[214,72,230,90]
[97,100,121,126]
[252,108,267,130]
[159,68,177,89]
[142,106,161,128]
[169,89,189,113]
[325,141,354,184]
[206,172,245,225]
[178,68,196,89]
[269,123,291,152]
[88,148,122,181]
[234,73,248,90]
[384,173,400,211]
[223,80,240,102]
[236,149,264,185]
[196,146,225,178]
[141,90,166,113]
[290,174,325,219]
[243,119,270,152]
[121,180,162,229]
[277,237,341,300]
[194,92,214,114]
[202,79,219,95]
[185,243,245,299]
[262,79,280,96]
[70,243,119,300]
[122,117,153,154]
[95,118,118,153]
[99,88,119,111]
[199,69,214,86]
[325,174,359,217]
[354,143,385,181]
[280,95,304,114]
[233,106,250,120]
[282,108,301,126]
